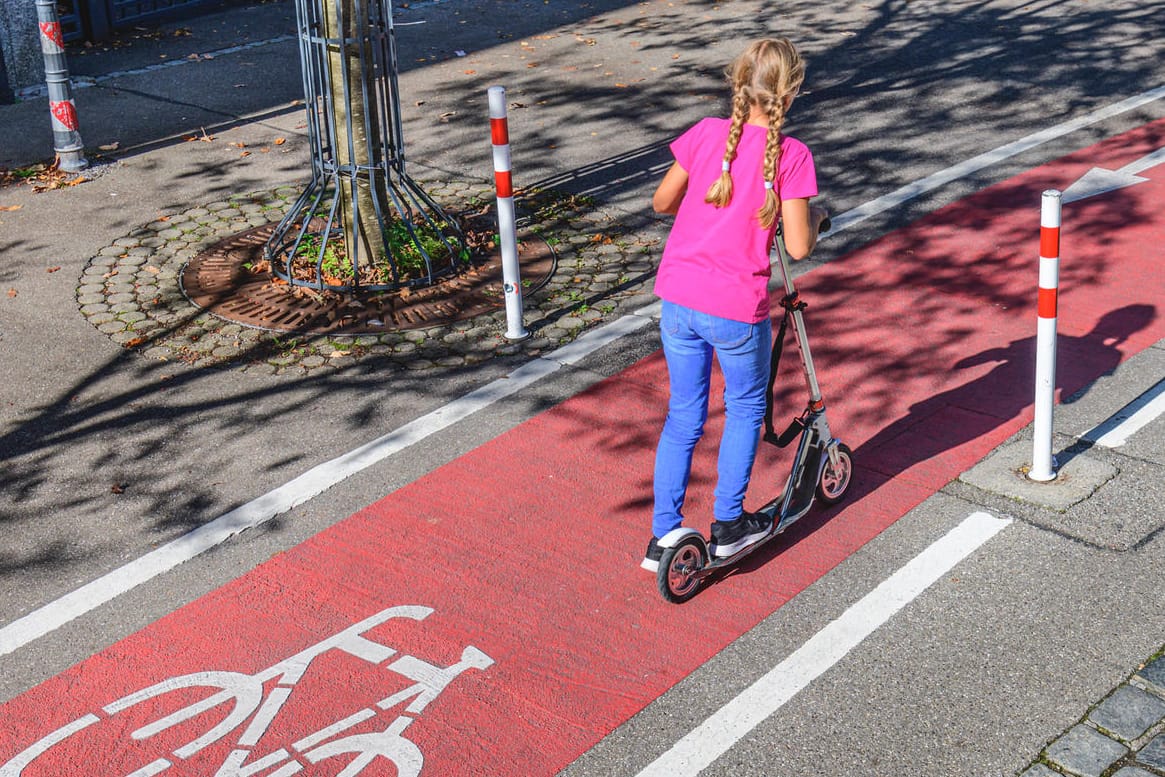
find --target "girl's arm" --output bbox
[653,162,689,215]
[781,198,829,260]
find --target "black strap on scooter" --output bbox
[762,291,807,447]
[764,215,831,448]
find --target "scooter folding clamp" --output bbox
[779,291,807,313]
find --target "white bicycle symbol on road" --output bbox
[2,605,494,776]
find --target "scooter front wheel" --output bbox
[816,443,854,505]
[657,537,706,603]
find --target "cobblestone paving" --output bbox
[75,180,662,375]
[1021,650,1165,777]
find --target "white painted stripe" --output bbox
[827,85,1165,236]
[0,325,611,657]
[18,37,297,98]
[1082,380,1165,448]
[636,511,1012,777]
[3,84,1161,655]
[0,714,98,776]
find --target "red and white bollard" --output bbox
[488,85,528,341]
[1030,189,1061,482]
[35,0,87,172]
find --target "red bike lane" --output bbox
[2,119,1164,776]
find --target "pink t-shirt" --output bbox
[653,117,818,323]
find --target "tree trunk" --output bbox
[322,0,388,278]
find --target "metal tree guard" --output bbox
[267,0,467,293]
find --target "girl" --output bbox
[643,38,828,572]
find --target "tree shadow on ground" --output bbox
[3,0,1164,595]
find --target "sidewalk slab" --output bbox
[959,438,1117,511]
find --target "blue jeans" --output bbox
[652,300,772,537]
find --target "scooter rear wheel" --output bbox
[816,443,854,505]
[657,537,706,603]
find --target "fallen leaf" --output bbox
[239,151,251,157]
[125,336,146,348]
[229,141,246,148]
[0,205,21,212]
[274,137,286,145]
[98,142,119,151]
[6,288,15,298]
[46,266,61,273]
[111,483,125,494]
[144,265,160,274]
[463,69,476,75]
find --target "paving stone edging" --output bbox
[75,180,662,375]
[1021,649,1165,777]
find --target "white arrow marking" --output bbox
[1062,146,1165,204]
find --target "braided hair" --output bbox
[704,39,805,229]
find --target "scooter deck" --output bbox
[693,496,815,574]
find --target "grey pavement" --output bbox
[2,1,1165,775]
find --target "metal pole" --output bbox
[34,0,87,172]
[488,85,528,340]
[1029,189,1061,482]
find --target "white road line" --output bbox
[636,511,1013,777]
[827,85,1165,236]
[2,85,1162,657]
[1082,379,1165,448]
[17,37,297,99]
[0,311,654,658]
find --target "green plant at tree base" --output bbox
[378,220,469,284]
[294,218,469,287]
[297,233,350,283]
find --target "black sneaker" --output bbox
[641,537,663,572]
[710,512,771,557]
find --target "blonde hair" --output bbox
[705,38,806,229]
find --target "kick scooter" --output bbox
[654,217,855,603]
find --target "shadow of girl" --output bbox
[854,303,1155,488]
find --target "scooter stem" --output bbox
[773,224,825,408]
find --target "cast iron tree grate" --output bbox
[267,0,465,294]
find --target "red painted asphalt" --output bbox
[3,119,1164,776]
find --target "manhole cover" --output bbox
[180,224,556,335]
